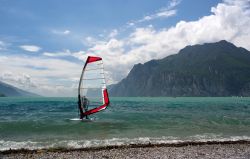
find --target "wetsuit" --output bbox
[82,97,90,119]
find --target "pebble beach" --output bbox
[1,142,250,159]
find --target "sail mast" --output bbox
[78,58,88,118]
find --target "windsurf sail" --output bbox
[78,56,110,119]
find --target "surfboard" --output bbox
[69,118,94,122]
[69,118,82,121]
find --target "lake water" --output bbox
[0,97,250,150]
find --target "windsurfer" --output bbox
[82,96,90,119]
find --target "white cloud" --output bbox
[140,9,177,22]
[108,29,118,38]
[0,40,10,51]
[82,36,101,47]
[20,45,41,52]
[0,71,36,89]
[168,0,181,9]
[71,50,86,61]
[132,0,180,24]
[63,30,71,34]
[0,41,5,50]
[0,56,8,62]
[43,50,71,57]
[127,22,135,26]
[129,27,156,45]
[156,9,176,18]
[43,49,88,62]
[52,29,71,35]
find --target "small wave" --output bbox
[1,135,250,151]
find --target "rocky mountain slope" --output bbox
[110,40,250,96]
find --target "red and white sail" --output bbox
[78,56,110,119]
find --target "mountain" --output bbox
[0,81,39,97]
[110,40,250,97]
[0,92,5,97]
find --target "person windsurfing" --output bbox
[77,95,90,120]
[82,96,90,119]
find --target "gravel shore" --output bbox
[1,143,250,159]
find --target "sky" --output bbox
[0,0,250,97]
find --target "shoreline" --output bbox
[1,139,250,154]
[1,140,250,159]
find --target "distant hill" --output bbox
[0,81,39,97]
[0,92,5,97]
[110,40,250,97]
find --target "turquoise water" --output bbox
[0,97,250,150]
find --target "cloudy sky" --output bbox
[0,0,250,96]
